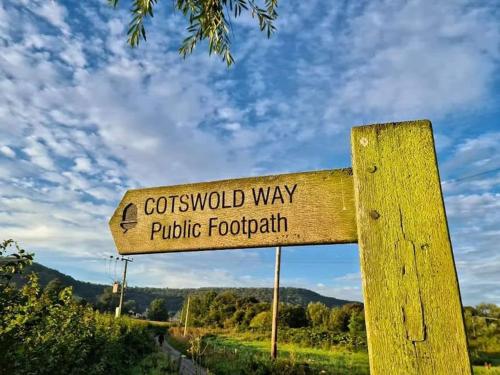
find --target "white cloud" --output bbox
[0,0,498,305]
[73,157,93,173]
[22,139,56,170]
[30,0,70,34]
[314,285,363,303]
[0,145,15,158]
[287,0,500,131]
[224,122,242,131]
[440,131,500,304]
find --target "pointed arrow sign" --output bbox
[109,169,357,255]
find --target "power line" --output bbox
[447,166,500,183]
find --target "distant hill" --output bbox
[14,262,358,313]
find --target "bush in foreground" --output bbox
[0,240,156,375]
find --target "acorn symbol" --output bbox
[121,203,137,233]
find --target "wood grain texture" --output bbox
[351,120,471,374]
[110,169,357,254]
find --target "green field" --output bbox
[168,330,500,375]
[206,334,369,374]
[168,330,369,374]
[474,368,500,375]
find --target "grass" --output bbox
[129,352,178,375]
[473,367,500,374]
[165,331,191,353]
[166,329,500,375]
[208,335,369,374]
[167,329,369,374]
[472,351,500,374]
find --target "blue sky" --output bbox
[0,0,499,305]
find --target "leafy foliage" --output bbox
[0,242,160,375]
[464,303,500,364]
[43,277,65,302]
[129,352,178,374]
[180,290,367,348]
[13,262,354,313]
[307,301,330,328]
[0,239,33,286]
[108,0,279,66]
[249,310,271,329]
[147,298,169,321]
[176,333,371,374]
[96,285,120,312]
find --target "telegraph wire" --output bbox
[446,166,500,183]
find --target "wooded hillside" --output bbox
[13,263,357,314]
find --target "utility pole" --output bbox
[183,296,191,336]
[116,256,133,318]
[271,246,281,359]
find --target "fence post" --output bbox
[351,120,471,374]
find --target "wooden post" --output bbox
[116,257,131,318]
[271,246,281,359]
[351,120,471,374]
[183,296,190,336]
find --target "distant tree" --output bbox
[0,239,33,289]
[182,291,217,326]
[109,0,279,66]
[464,303,500,355]
[328,303,363,332]
[96,287,120,312]
[244,302,269,323]
[328,307,351,332]
[225,309,245,328]
[123,299,137,315]
[235,295,259,310]
[147,298,169,321]
[279,303,308,328]
[208,291,238,327]
[348,310,366,348]
[475,303,500,319]
[307,302,330,328]
[43,278,65,302]
[249,311,272,330]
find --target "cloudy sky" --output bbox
[0,0,499,305]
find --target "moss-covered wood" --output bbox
[351,120,471,374]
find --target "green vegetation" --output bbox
[147,298,169,321]
[3,241,499,374]
[464,304,500,369]
[171,289,369,373]
[168,328,500,375]
[170,289,499,373]
[129,352,178,375]
[0,240,165,375]
[202,335,369,374]
[109,0,279,66]
[179,290,366,349]
[13,262,354,314]
[167,328,369,374]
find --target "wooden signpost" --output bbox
[109,120,472,374]
[109,169,357,254]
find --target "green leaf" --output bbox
[113,0,279,67]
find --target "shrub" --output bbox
[0,241,157,375]
[250,311,272,329]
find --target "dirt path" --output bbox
[156,337,208,375]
